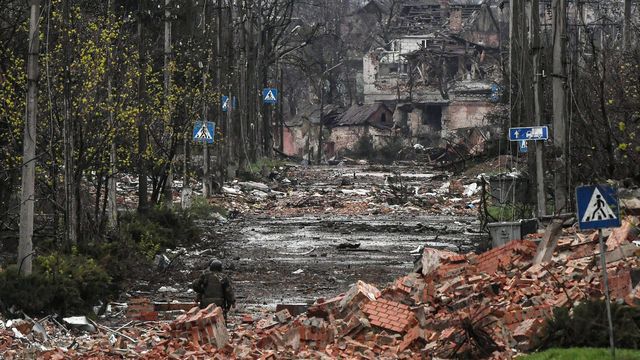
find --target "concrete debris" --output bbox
[221,186,242,195]
[154,254,171,271]
[237,181,270,192]
[62,316,96,333]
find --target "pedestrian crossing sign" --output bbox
[221,96,229,112]
[263,88,278,104]
[576,185,621,230]
[193,121,215,144]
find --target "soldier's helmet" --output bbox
[209,259,223,272]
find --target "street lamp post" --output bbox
[317,62,343,164]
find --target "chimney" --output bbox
[440,0,450,18]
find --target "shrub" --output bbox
[352,134,375,159]
[0,252,112,316]
[536,300,640,350]
[118,205,200,259]
[376,136,404,163]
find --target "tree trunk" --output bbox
[201,0,211,198]
[552,0,568,212]
[216,0,225,189]
[623,0,632,51]
[63,0,77,247]
[163,0,173,205]
[238,1,249,169]
[137,0,149,212]
[18,0,41,275]
[107,0,117,228]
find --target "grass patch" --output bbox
[521,348,640,360]
[486,203,534,221]
[188,196,228,220]
[246,157,286,175]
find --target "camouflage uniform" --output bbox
[192,261,236,320]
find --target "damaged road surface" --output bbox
[172,164,485,311]
[230,214,484,309]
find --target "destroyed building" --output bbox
[325,102,395,158]
[361,0,507,148]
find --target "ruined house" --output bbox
[282,105,341,160]
[325,103,394,157]
[363,0,506,147]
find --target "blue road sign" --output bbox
[263,88,278,104]
[193,121,216,144]
[519,140,528,153]
[509,126,549,141]
[221,96,229,112]
[490,84,501,103]
[576,185,621,230]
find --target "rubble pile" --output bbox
[2,218,638,359]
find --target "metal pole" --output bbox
[598,228,616,360]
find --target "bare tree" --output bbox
[18,0,41,275]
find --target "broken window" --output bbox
[422,105,442,130]
[381,113,387,124]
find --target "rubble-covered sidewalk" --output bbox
[2,217,638,359]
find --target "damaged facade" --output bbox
[282,0,507,159]
[325,103,395,158]
[363,0,506,147]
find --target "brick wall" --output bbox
[472,240,537,274]
[170,304,229,348]
[445,101,492,130]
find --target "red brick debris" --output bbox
[2,218,640,359]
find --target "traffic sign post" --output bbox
[193,121,215,144]
[508,126,549,141]
[263,88,278,105]
[576,184,621,360]
[576,185,621,230]
[221,96,229,112]
[507,125,548,217]
[518,140,528,153]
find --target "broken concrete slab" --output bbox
[238,181,270,192]
[533,219,563,264]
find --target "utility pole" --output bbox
[552,0,568,213]
[163,0,173,205]
[63,0,77,247]
[623,0,632,51]
[18,0,41,275]
[529,0,546,217]
[107,0,118,228]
